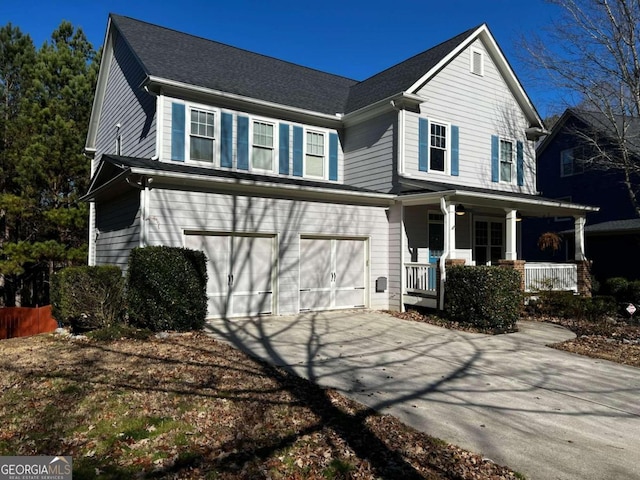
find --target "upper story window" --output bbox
[190,109,215,162]
[430,123,447,172]
[305,131,325,177]
[252,121,274,171]
[560,148,584,177]
[500,139,513,183]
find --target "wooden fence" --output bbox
[0,305,58,340]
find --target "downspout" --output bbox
[392,100,406,312]
[439,196,450,310]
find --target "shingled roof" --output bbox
[110,14,480,116]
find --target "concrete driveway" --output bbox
[206,310,640,480]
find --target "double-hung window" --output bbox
[190,109,215,162]
[252,121,274,171]
[560,148,584,177]
[500,139,513,183]
[430,123,447,172]
[306,131,325,177]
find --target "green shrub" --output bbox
[444,266,522,332]
[627,280,640,305]
[87,324,154,342]
[50,265,124,333]
[533,291,616,321]
[601,277,629,302]
[126,246,208,332]
[584,295,617,321]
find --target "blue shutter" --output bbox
[329,132,338,181]
[491,135,499,182]
[237,116,249,170]
[279,123,289,175]
[171,103,185,162]
[451,125,459,176]
[418,118,429,172]
[293,126,303,177]
[516,140,524,186]
[221,112,233,168]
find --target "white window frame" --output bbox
[470,47,484,76]
[251,118,276,173]
[304,129,327,179]
[499,138,514,184]
[187,105,217,165]
[560,148,584,177]
[428,119,450,174]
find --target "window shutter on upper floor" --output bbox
[171,102,185,162]
[279,123,290,175]
[418,118,429,172]
[491,135,499,182]
[451,125,459,176]
[329,132,338,181]
[221,112,233,168]
[293,126,303,177]
[516,140,524,186]
[237,116,249,170]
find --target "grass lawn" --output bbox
[0,332,522,479]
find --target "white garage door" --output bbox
[299,237,367,312]
[185,233,275,318]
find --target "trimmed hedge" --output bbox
[50,265,124,333]
[531,290,617,321]
[444,265,522,332]
[126,246,208,332]
[601,277,640,305]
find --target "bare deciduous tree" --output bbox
[526,0,640,216]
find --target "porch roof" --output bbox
[397,178,598,217]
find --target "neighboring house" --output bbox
[530,108,640,281]
[84,14,597,318]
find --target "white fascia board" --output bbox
[128,166,395,205]
[146,76,344,129]
[342,92,424,127]
[85,19,115,153]
[406,24,543,129]
[399,189,599,213]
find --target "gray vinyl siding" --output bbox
[160,96,344,183]
[145,185,390,314]
[95,29,156,160]
[95,190,141,269]
[343,111,396,192]
[405,39,537,194]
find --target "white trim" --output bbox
[250,117,277,174]
[146,75,344,128]
[187,104,217,165]
[427,118,451,175]
[574,215,586,261]
[88,202,96,266]
[400,204,406,312]
[504,209,517,260]
[303,129,327,180]
[155,93,164,159]
[499,137,515,184]
[406,25,543,128]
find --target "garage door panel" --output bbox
[232,236,273,293]
[335,288,366,308]
[300,238,332,290]
[335,239,365,290]
[232,292,273,316]
[300,289,331,311]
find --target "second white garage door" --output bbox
[299,237,367,311]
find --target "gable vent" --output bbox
[471,49,484,76]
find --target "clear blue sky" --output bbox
[0,0,565,117]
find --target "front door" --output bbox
[474,220,504,265]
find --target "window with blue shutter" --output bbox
[292,126,303,177]
[491,135,499,182]
[329,132,338,181]
[451,125,459,176]
[221,112,233,168]
[418,118,429,172]
[279,123,289,175]
[516,141,524,186]
[171,103,185,162]
[237,116,249,170]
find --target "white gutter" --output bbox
[146,76,344,127]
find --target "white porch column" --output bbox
[574,215,586,261]
[439,198,456,310]
[504,209,518,260]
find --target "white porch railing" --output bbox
[525,263,577,293]
[405,263,438,294]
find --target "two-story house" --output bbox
[530,108,640,281]
[84,14,597,318]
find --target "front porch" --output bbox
[396,189,597,311]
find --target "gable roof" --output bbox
[537,108,640,156]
